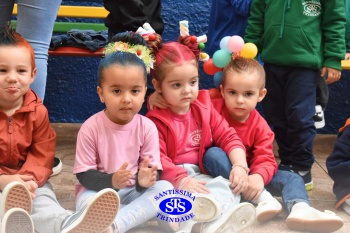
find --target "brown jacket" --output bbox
[0,90,56,187]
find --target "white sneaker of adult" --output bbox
[256,198,283,223]
[286,206,344,233]
[201,202,256,233]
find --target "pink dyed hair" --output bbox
[151,42,198,83]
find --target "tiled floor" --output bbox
[50,123,350,233]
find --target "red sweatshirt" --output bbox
[146,90,245,187]
[211,98,277,185]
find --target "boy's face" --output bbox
[97,65,146,125]
[0,46,36,107]
[153,63,199,115]
[220,70,266,122]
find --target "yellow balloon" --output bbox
[240,43,258,58]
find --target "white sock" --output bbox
[291,202,310,212]
[255,190,274,204]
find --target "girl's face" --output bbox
[0,46,36,112]
[220,70,266,122]
[97,65,146,125]
[154,62,199,114]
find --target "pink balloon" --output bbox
[227,36,244,53]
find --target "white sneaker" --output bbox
[60,188,120,233]
[286,206,344,233]
[313,105,325,129]
[192,193,221,223]
[201,202,256,233]
[0,181,32,219]
[1,207,34,233]
[256,198,283,223]
[342,198,350,215]
[51,157,63,177]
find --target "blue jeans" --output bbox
[0,0,62,101]
[203,147,310,212]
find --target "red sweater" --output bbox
[212,98,277,185]
[146,90,245,187]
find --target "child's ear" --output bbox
[97,86,104,103]
[220,85,224,98]
[258,88,267,102]
[30,68,37,84]
[152,79,162,93]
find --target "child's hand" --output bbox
[241,174,264,202]
[112,162,132,190]
[138,156,158,188]
[345,52,350,60]
[0,175,37,199]
[24,179,38,199]
[229,166,249,194]
[321,67,341,84]
[178,177,210,194]
[148,92,170,110]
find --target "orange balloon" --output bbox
[240,43,258,58]
[203,59,223,75]
[209,88,222,99]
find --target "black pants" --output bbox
[103,0,164,41]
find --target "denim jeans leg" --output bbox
[266,170,310,213]
[203,147,232,179]
[16,0,62,101]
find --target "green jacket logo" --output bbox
[302,1,321,17]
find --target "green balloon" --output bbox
[212,50,231,68]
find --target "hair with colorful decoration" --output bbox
[103,31,155,73]
[139,21,208,83]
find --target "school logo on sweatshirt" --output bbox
[190,129,201,146]
[302,1,321,17]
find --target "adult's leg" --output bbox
[16,0,62,101]
[104,0,146,40]
[142,0,164,35]
[0,0,15,26]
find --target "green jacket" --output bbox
[244,0,346,70]
[346,0,350,52]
